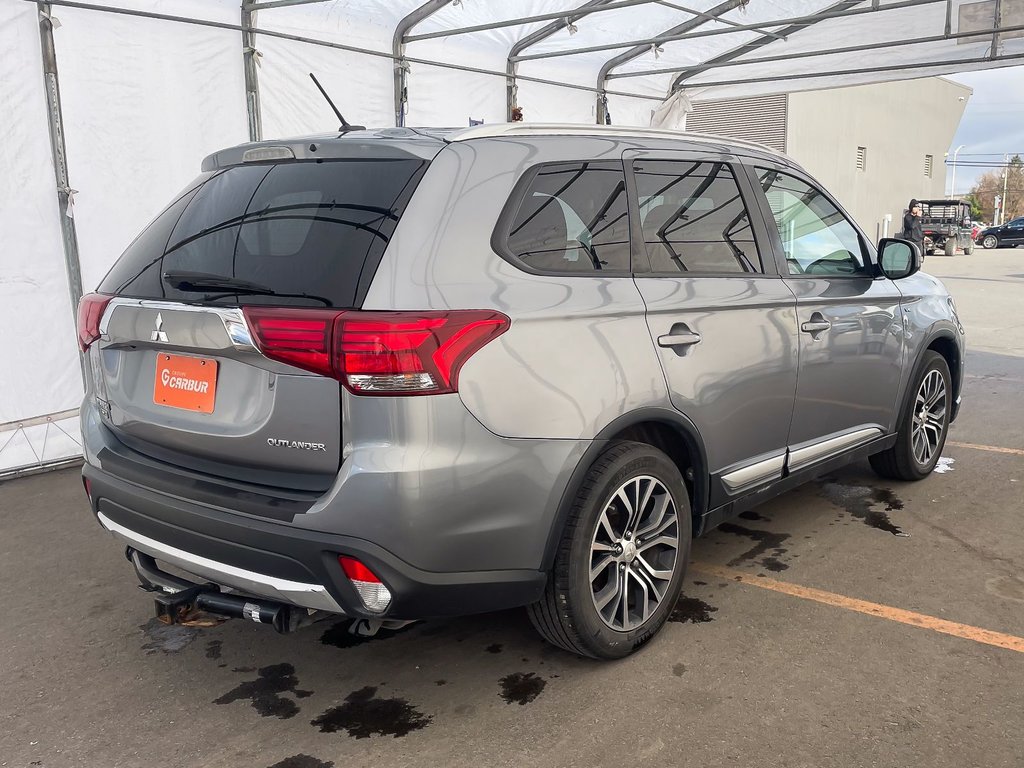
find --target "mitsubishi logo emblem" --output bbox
[151,313,169,343]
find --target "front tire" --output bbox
[965,240,975,255]
[870,351,952,481]
[944,239,957,257]
[528,441,691,659]
[983,235,999,249]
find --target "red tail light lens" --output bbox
[77,293,112,351]
[243,307,509,396]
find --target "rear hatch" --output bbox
[87,143,430,491]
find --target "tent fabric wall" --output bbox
[0,2,82,472]
[2,0,1020,474]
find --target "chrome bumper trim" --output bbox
[97,512,344,614]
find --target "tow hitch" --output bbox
[127,548,293,633]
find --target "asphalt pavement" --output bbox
[1,247,1022,768]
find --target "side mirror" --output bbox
[877,238,921,280]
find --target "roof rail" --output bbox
[446,122,785,157]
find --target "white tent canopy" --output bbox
[2,0,1022,474]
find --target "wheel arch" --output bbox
[897,330,962,430]
[541,408,709,570]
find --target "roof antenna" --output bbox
[309,73,364,132]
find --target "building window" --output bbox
[925,154,934,178]
[855,146,867,171]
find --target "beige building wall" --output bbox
[786,77,972,240]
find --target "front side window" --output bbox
[633,160,761,274]
[757,169,868,277]
[503,161,630,273]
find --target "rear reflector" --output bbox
[339,556,392,613]
[77,293,112,351]
[243,307,509,396]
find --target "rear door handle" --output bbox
[658,332,702,348]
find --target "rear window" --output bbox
[99,158,428,308]
[498,161,630,273]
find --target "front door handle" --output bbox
[800,313,831,335]
[658,331,702,348]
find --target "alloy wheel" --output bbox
[911,369,947,466]
[589,475,679,632]
[983,235,998,249]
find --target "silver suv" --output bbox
[78,124,965,659]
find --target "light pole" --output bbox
[949,144,966,197]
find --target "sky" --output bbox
[944,66,1024,196]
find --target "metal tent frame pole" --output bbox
[393,1,452,128]
[607,22,1024,81]
[506,0,628,122]
[36,1,85,381]
[241,5,262,141]
[512,0,946,63]
[595,0,746,124]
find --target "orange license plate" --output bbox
[153,354,218,413]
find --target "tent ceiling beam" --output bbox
[406,0,661,43]
[506,0,627,121]
[654,1,785,41]
[393,1,451,126]
[608,23,1024,81]
[596,0,747,124]
[243,0,333,11]
[671,0,866,88]
[513,0,946,62]
[676,50,1024,89]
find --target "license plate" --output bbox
[153,354,218,413]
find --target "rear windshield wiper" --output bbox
[162,270,331,306]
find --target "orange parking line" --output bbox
[691,563,1024,654]
[946,441,1024,457]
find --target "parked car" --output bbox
[918,199,975,256]
[978,217,1024,248]
[77,125,965,659]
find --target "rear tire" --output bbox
[528,441,691,659]
[870,351,952,481]
[965,240,975,255]
[983,235,999,249]
[944,239,956,257]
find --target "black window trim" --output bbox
[624,152,781,279]
[491,160,634,278]
[746,161,880,281]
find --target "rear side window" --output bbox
[633,160,762,274]
[99,159,427,307]
[500,161,630,273]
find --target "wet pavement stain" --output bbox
[434,679,448,686]
[692,580,708,586]
[818,481,910,537]
[716,523,791,571]
[319,621,413,649]
[139,618,199,655]
[738,510,770,521]
[205,640,223,659]
[668,596,717,623]
[499,672,546,705]
[672,663,687,677]
[485,643,503,654]
[213,663,313,719]
[267,756,335,768]
[233,666,256,673]
[311,686,431,738]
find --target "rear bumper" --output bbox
[84,463,547,620]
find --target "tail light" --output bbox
[339,556,391,613]
[243,308,509,396]
[77,293,112,351]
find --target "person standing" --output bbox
[902,199,925,261]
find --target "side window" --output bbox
[1009,218,1024,229]
[633,160,762,274]
[503,161,630,273]
[757,168,868,277]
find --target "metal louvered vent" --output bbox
[856,146,867,171]
[686,94,788,152]
[925,154,934,177]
